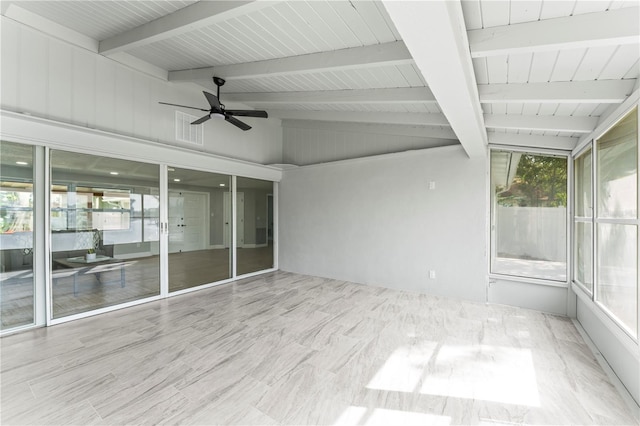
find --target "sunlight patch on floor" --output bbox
[366,341,438,393]
[366,343,540,407]
[421,344,540,407]
[333,406,451,426]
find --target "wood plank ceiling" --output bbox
[2,0,639,157]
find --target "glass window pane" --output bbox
[574,222,592,292]
[168,167,231,292]
[50,150,160,319]
[574,149,592,218]
[0,141,35,330]
[596,223,637,337]
[597,107,637,219]
[490,151,567,281]
[236,177,274,276]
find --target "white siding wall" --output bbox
[279,145,488,302]
[1,17,283,165]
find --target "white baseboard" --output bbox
[241,244,268,249]
[208,245,226,249]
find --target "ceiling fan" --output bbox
[159,77,268,131]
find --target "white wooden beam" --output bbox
[168,41,413,81]
[384,1,486,158]
[270,110,449,126]
[99,1,276,55]
[4,4,98,51]
[469,7,640,58]
[223,87,435,104]
[484,114,597,133]
[169,68,217,82]
[479,80,636,104]
[106,52,168,80]
[489,133,578,151]
[282,119,458,140]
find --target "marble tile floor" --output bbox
[0,271,637,425]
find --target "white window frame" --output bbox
[488,146,571,286]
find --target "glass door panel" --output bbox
[168,167,231,292]
[50,150,160,319]
[0,141,35,330]
[236,177,274,275]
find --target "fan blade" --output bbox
[203,91,221,111]
[225,110,268,118]
[158,102,208,112]
[191,114,211,125]
[225,115,251,131]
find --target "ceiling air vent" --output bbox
[175,111,203,145]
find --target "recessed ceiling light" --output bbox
[219,183,225,187]
[16,161,28,165]
[110,171,119,175]
[174,178,181,182]
[168,168,175,172]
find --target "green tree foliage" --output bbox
[497,154,567,207]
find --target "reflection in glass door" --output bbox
[168,167,231,292]
[0,141,35,330]
[236,177,274,276]
[50,150,160,319]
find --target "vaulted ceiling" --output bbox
[2,0,639,158]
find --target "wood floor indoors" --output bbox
[0,271,637,425]
[1,247,274,327]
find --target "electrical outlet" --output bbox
[429,270,436,279]
[428,181,436,190]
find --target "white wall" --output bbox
[279,145,488,302]
[1,17,283,165]
[283,123,456,166]
[489,279,568,315]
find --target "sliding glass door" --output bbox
[2,141,276,326]
[0,141,35,330]
[167,167,232,292]
[50,150,160,319]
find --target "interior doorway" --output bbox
[168,190,208,254]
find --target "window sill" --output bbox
[489,273,569,288]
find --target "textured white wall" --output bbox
[279,145,488,302]
[1,17,283,165]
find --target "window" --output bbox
[490,150,568,281]
[574,148,593,292]
[594,107,638,338]
[50,186,131,231]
